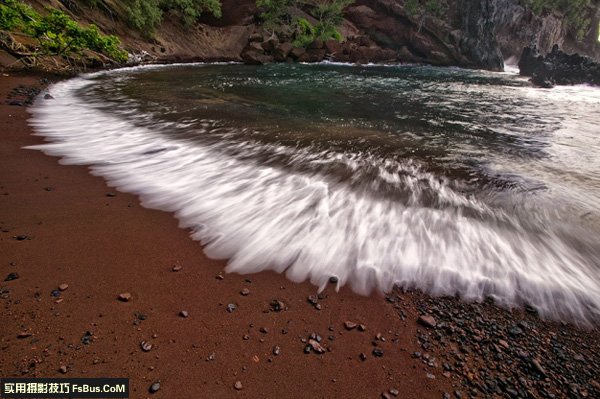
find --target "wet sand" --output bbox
[0,72,451,398]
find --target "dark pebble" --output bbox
[372,348,384,357]
[4,272,19,282]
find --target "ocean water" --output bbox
[29,63,600,323]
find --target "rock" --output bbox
[344,321,357,330]
[8,100,23,106]
[273,42,293,61]
[531,358,546,376]
[272,346,280,356]
[44,93,54,100]
[58,283,69,291]
[149,382,160,394]
[358,324,366,331]
[508,325,523,337]
[241,50,273,65]
[106,192,116,197]
[308,339,326,354]
[329,276,338,284]
[307,295,318,305]
[81,331,93,345]
[381,393,392,399]
[4,272,19,282]
[118,293,132,302]
[141,341,152,352]
[17,332,32,339]
[206,352,215,361]
[298,49,326,63]
[372,348,384,357]
[240,288,250,296]
[215,273,224,280]
[498,339,509,349]
[289,47,306,60]
[359,352,367,361]
[179,310,189,318]
[418,315,437,328]
[261,38,279,52]
[259,327,269,334]
[270,300,286,312]
[226,303,237,313]
[59,365,67,374]
[234,381,243,390]
[172,265,183,272]
[15,235,28,241]
[389,388,399,397]
[324,40,342,55]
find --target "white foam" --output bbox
[28,68,600,324]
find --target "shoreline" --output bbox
[1,71,599,398]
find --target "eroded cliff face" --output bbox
[2,0,599,73]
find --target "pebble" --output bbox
[106,192,116,197]
[4,272,19,282]
[15,235,28,241]
[372,348,384,357]
[58,283,69,291]
[17,332,32,339]
[226,303,237,313]
[243,335,250,340]
[389,388,399,397]
[344,321,357,330]
[172,265,183,272]
[141,341,153,352]
[118,293,132,302]
[359,353,367,361]
[259,327,269,334]
[59,365,67,374]
[240,288,250,296]
[179,310,189,318]
[234,381,243,390]
[270,300,285,312]
[308,339,325,354]
[149,382,160,393]
[272,346,280,356]
[418,315,437,328]
[329,276,338,284]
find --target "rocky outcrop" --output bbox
[458,0,504,70]
[518,45,600,88]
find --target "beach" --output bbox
[1,71,599,399]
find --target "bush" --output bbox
[160,0,222,28]
[1,1,128,63]
[126,0,163,37]
[524,0,593,41]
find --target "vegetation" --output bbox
[523,0,594,41]
[126,0,222,36]
[0,0,127,63]
[256,0,354,47]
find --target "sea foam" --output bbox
[29,67,600,324]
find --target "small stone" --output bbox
[508,325,523,337]
[234,381,243,390]
[59,365,67,374]
[308,339,325,354]
[226,303,237,313]
[240,288,250,296]
[106,192,116,197]
[17,332,32,339]
[179,310,189,318]
[307,295,318,305]
[359,352,367,361]
[358,324,367,332]
[314,304,322,310]
[260,327,269,334]
[4,272,19,282]
[329,276,338,284]
[372,348,384,357]
[531,358,546,376]
[215,273,224,280]
[58,283,69,291]
[426,373,436,379]
[206,352,215,361]
[344,321,357,330]
[44,93,54,100]
[15,235,28,241]
[418,315,437,328]
[243,334,250,340]
[172,265,183,272]
[141,341,153,352]
[272,346,281,356]
[498,339,509,349]
[81,331,93,345]
[270,300,286,312]
[389,388,399,397]
[149,382,160,393]
[118,293,132,302]
[382,393,392,399]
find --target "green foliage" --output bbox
[126,0,163,36]
[0,0,38,31]
[523,0,593,41]
[292,17,315,47]
[256,0,353,47]
[0,1,128,63]
[161,0,222,28]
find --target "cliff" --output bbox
[1,0,599,73]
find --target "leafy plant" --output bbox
[160,0,222,28]
[292,17,315,47]
[126,0,163,37]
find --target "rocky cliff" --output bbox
[1,0,599,73]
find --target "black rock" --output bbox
[372,348,384,357]
[4,272,19,282]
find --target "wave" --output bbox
[28,66,600,324]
